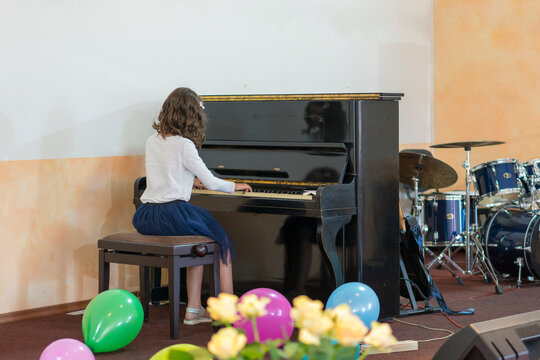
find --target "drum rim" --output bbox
[471,158,519,172]
[523,212,540,278]
[476,187,523,204]
[524,158,540,166]
[420,194,465,201]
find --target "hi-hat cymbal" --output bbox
[399,152,458,189]
[430,140,505,149]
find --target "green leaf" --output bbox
[266,339,284,349]
[275,349,290,358]
[268,347,281,360]
[333,346,358,360]
[308,346,334,360]
[239,343,267,360]
[283,342,301,357]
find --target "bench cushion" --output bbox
[98,231,216,256]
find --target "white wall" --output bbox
[0,0,433,161]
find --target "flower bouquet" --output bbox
[201,292,397,360]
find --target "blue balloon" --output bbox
[326,282,380,328]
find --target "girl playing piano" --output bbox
[133,87,252,325]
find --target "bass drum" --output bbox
[483,206,540,278]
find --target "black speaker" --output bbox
[433,310,540,360]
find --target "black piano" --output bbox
[134,93,402,319]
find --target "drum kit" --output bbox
[400,140,540,293]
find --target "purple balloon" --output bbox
[234,288,293,344]
[40,338,95,360]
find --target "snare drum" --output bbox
[471,158,523,208]
[420,193,470,246]
[483,205,540,278]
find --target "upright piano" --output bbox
[134,93,402,319]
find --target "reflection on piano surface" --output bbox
[134,93,403,319]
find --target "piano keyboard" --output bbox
[192,189,313,200]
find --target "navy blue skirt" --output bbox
[132,200,233,264]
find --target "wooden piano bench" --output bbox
[97,231,220,339]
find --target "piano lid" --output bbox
[200,93,404,102]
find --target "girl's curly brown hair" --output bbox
[153,87,207,148]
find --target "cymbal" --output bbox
[430,140,505,149]
[399,152,458,188]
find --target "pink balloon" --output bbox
[40,338,95,360]
[234,288,293,344]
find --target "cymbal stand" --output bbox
[411,176,422,217]
[529,175,539,213]
[463,147,472,272]
[462,146,502,294]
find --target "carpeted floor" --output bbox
[1,253,539,359]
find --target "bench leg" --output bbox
[213,250,221,297]
[139,266,150,322]
[168,256,181,339]
[98,250,110,293]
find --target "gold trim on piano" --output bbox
[200,94,382,102]
[192,189,313,200]
[223,178,338,187]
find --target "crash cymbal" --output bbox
[430,140,505,149]
[399,152,458,188]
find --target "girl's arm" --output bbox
[183,142,236,193]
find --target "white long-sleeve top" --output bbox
[140,134,235,203]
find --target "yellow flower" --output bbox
[363,322,397,352]
[291,296,333,337]
[292,296,324,315]
[237,294,270,318]
[327,303,352,320]
[207,327,247,359]
[333,312,369,347]
[290,296,324,327]
[207,293,239,323]
[298,328,321,346]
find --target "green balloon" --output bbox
[82,289,144,353]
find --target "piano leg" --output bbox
[317,215,353,287]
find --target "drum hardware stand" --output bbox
[462,147,503,294]
[514,257,524,288]
[528,175,539,213]
[463,147,473,273]
[413,179,465,284]
[423,233,465,285]
[411,176,422,217]
[428,140,506,294]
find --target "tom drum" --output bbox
[471,158,523,208]
[420,193,472,246]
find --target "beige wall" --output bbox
[4,0,540,316]
[0,156,144,313]
[433,0,540,191]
